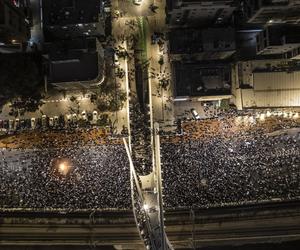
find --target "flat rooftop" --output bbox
[42,0,100,26]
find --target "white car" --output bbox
[81,110,87,120]
[54,116,59,126]
[31,118,36,129]
[191,108,201,120]
[93,110,98,121]
[49,117,54,127]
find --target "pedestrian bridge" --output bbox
[1,201,300,250]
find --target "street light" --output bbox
[57,161,72,175]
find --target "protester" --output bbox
[0,144,131,210]
[161,113,300,208]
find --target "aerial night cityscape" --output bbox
[0,0,300,249]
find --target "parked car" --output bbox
[9,119,14,130]
[93,110,98,121]
[31,118,36,129]
[49,117,54,127]
[54,116,59,127]
[15,118,20,130]
[81,110,87,121]
[42,115,48,128]
[191,108,201,120]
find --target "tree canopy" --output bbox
[92,80,127,112]
[0,53,44,112]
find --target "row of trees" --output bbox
[92,80,127,112]
[0,53,44,114]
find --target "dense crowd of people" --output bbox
[129,99,153,175]
[0,144,131,210]
[1,108,300,211]
[161,115,300,208]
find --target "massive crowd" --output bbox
[161,115,300,208]
[1,109,300,211]
[0,144,131,210]
[129,99,153,175]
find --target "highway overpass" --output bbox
[1,201,300,249]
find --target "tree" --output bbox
[0,53,44,112]
[92,80,127,112]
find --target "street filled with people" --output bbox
[1,110,300,210]
[0,143,131,210]
[161,112,300,208]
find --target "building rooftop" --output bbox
[169,27,235,54]
[257,43,300,57]
[42,0,100,26]
[45,37,100,84]
[48,51,99,83]
[173,61,231,97]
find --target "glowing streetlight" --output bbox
[56,161,72,176]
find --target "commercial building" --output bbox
[0,0,31,53]
[233,59,300,108]
[246,0,300,24]
[233,22,300,109]
[169,27,235,104]
[44,37,103,89]
[42,0,104,41]
[41,0,105,89]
